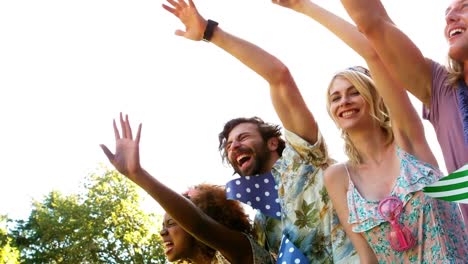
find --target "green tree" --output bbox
[11,167,166,263]
[0,215,20,264]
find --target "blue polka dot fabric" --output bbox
[277,234,309,264]
[225,172,281,219]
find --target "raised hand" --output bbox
[100,113,143,180]
[272,0,307,11]
[162,0,207,41]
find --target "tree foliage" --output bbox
[0,215,20,264]
[11,168,166,263]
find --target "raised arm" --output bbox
[274,0,437,165]
[339,0,433,106]
[162,0,318,144]
[273,0,375,60]
[100,113,253,264]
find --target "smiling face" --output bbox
[445,0,468,61]
[328,77,369,131]
[160,214,197,262]
[225,122,272,176]
[326,69,393,164]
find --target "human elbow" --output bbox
[272,64,293,87]
[354,14,386,38]
[363,48,380,65]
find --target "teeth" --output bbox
[450,28,465,37]
[341,110,356,118]
[236,154,248,164]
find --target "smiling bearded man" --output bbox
[218,116,358,263]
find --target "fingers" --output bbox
[272,0,282,6]
[119,113,135,139]
[271,0,289,6]
[162,0,194,21]
[177,0,188,8]
[175,29,186,37]
[120,112,127,138]
[135,123,142,145]
[188,0,196,9]
[113,119,120,141]
[100,144,115,162]
[117,112,136,139]
[166,0,180,10]
[125,114,133,139]
[162,4,177,15]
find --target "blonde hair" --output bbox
[447,56,464,86]
[325,67,393,165]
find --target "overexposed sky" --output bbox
[0,0,449,220]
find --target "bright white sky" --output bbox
[0,0,450,221]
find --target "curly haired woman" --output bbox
[100,113,274,264]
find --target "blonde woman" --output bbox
[274,0,468,262]
[340,0,468,223]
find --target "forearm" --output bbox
[341,0,432,104]
[130,168,251,262]
[209,24,320,142]
[132,169,213,234]
[283,0,394,117]
[340,0,390,35]
[333,210,378,262]
[209,26,288,86]
[297,1,377,60]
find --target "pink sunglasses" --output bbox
[378,196,416,251]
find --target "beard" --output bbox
[233,141,272,176]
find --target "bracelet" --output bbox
[202,19,218,42]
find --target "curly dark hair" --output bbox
[179,183,253,263]
[218,117,286,164]
[187,183,253,235]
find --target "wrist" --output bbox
[202,19,218,42]
[297,1,314,14]
[128,167,146,181]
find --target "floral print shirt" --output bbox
[254,130,359,263]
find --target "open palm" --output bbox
[162,0,206,41]
[100,113,143,181]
